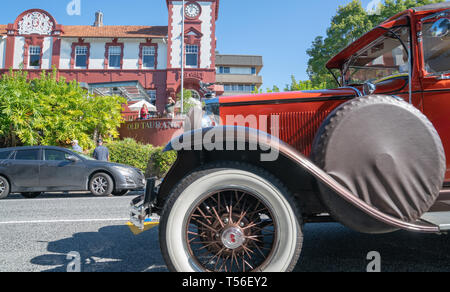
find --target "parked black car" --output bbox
[0,146,145,199]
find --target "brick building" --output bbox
[0,0,221,112]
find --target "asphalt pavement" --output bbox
[0,192,449,272]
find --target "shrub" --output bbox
[0,69,125,149]
[100,138,177,178]
[146,149,178,178]
[107,138,154,172]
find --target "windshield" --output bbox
[75,152,96,161]
[343,26,410,85]
[422,10,450,75]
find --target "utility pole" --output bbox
[180,0,185,115]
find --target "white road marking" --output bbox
[0,218,129,225]
[0,196,134,203]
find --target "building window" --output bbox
[186,45,199,68]
[223,84,256,92]
[218,67,257,75]
[147,90,157,105]
[142,46,156,69]
[108,46,122,69]
[29,46,41,69]
[218,66,230,74]
[75,46,88,68]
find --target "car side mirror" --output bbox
[363,81,376,96]
[430,18,449,38]
[66,155,79,162]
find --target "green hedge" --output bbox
[145,149,178,178]
[99,138,177,178]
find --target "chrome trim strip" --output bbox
[342,86,363,97]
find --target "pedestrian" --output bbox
[140,104,149,120]
[71,140,83,153]
[166,97,176,118]
[93,139,110,162]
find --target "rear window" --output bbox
[14,149,40,161]
[0,151,11,160]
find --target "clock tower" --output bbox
[166,0,219,69]
[165,0,219,101]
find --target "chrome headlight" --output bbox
[115,166,135,175]
[201,113,220,128]
[202,98,220,128]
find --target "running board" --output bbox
[420,212,450,231]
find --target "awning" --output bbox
[82,81,152,102]
[128,100,157,112]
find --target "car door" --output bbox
[9,148,42,189]
[39,149,87,190]
[420,11,450,182]
[0,150,13,180]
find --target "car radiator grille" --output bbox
[270,111,331,157]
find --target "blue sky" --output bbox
[0,0,398,89]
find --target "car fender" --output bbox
[161,126,439,233]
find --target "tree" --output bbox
[284,76,328,91]
[177,89,203,114]
[306,0,445,88]
[0,69,125,150]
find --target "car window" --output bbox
[422,11,450,75]
[0,151,11,160]
[14,149,40,161]
[344,26,410,85]
[44,150,70,161]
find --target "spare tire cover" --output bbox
[312,95,446,234]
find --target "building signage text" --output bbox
[127,120,184,130]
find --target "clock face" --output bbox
[185,3,201,18]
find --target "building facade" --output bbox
[0,0,220,112]
[215,54,263,96]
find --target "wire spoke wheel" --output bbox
[185,189,277,272]
[160,164,303,272]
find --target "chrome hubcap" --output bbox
[221,226,245,250]
[0,180,5,194]
[93,177,108,194]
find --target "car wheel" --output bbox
[0,176,10,199]
[21,192,42,199]
[159,162,303,272]
[89,173,114,197]
[112,190,129,197]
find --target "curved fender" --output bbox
[163,126,439,233]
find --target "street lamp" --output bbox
[180,0,185,115]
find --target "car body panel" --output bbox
[39,148,88,189]
[0,146,145,193]
[216,5,450,184]
[7,148,42,189]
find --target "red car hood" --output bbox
[219,88,358,105]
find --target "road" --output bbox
[0,193,449,272]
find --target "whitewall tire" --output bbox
[159,163,303,272]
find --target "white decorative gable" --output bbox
[18,11,54,35]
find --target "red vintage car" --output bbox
[130,3,450,272]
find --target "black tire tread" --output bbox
[159,161,303,272]
[0,176,10,199]
[89,173,114,197]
